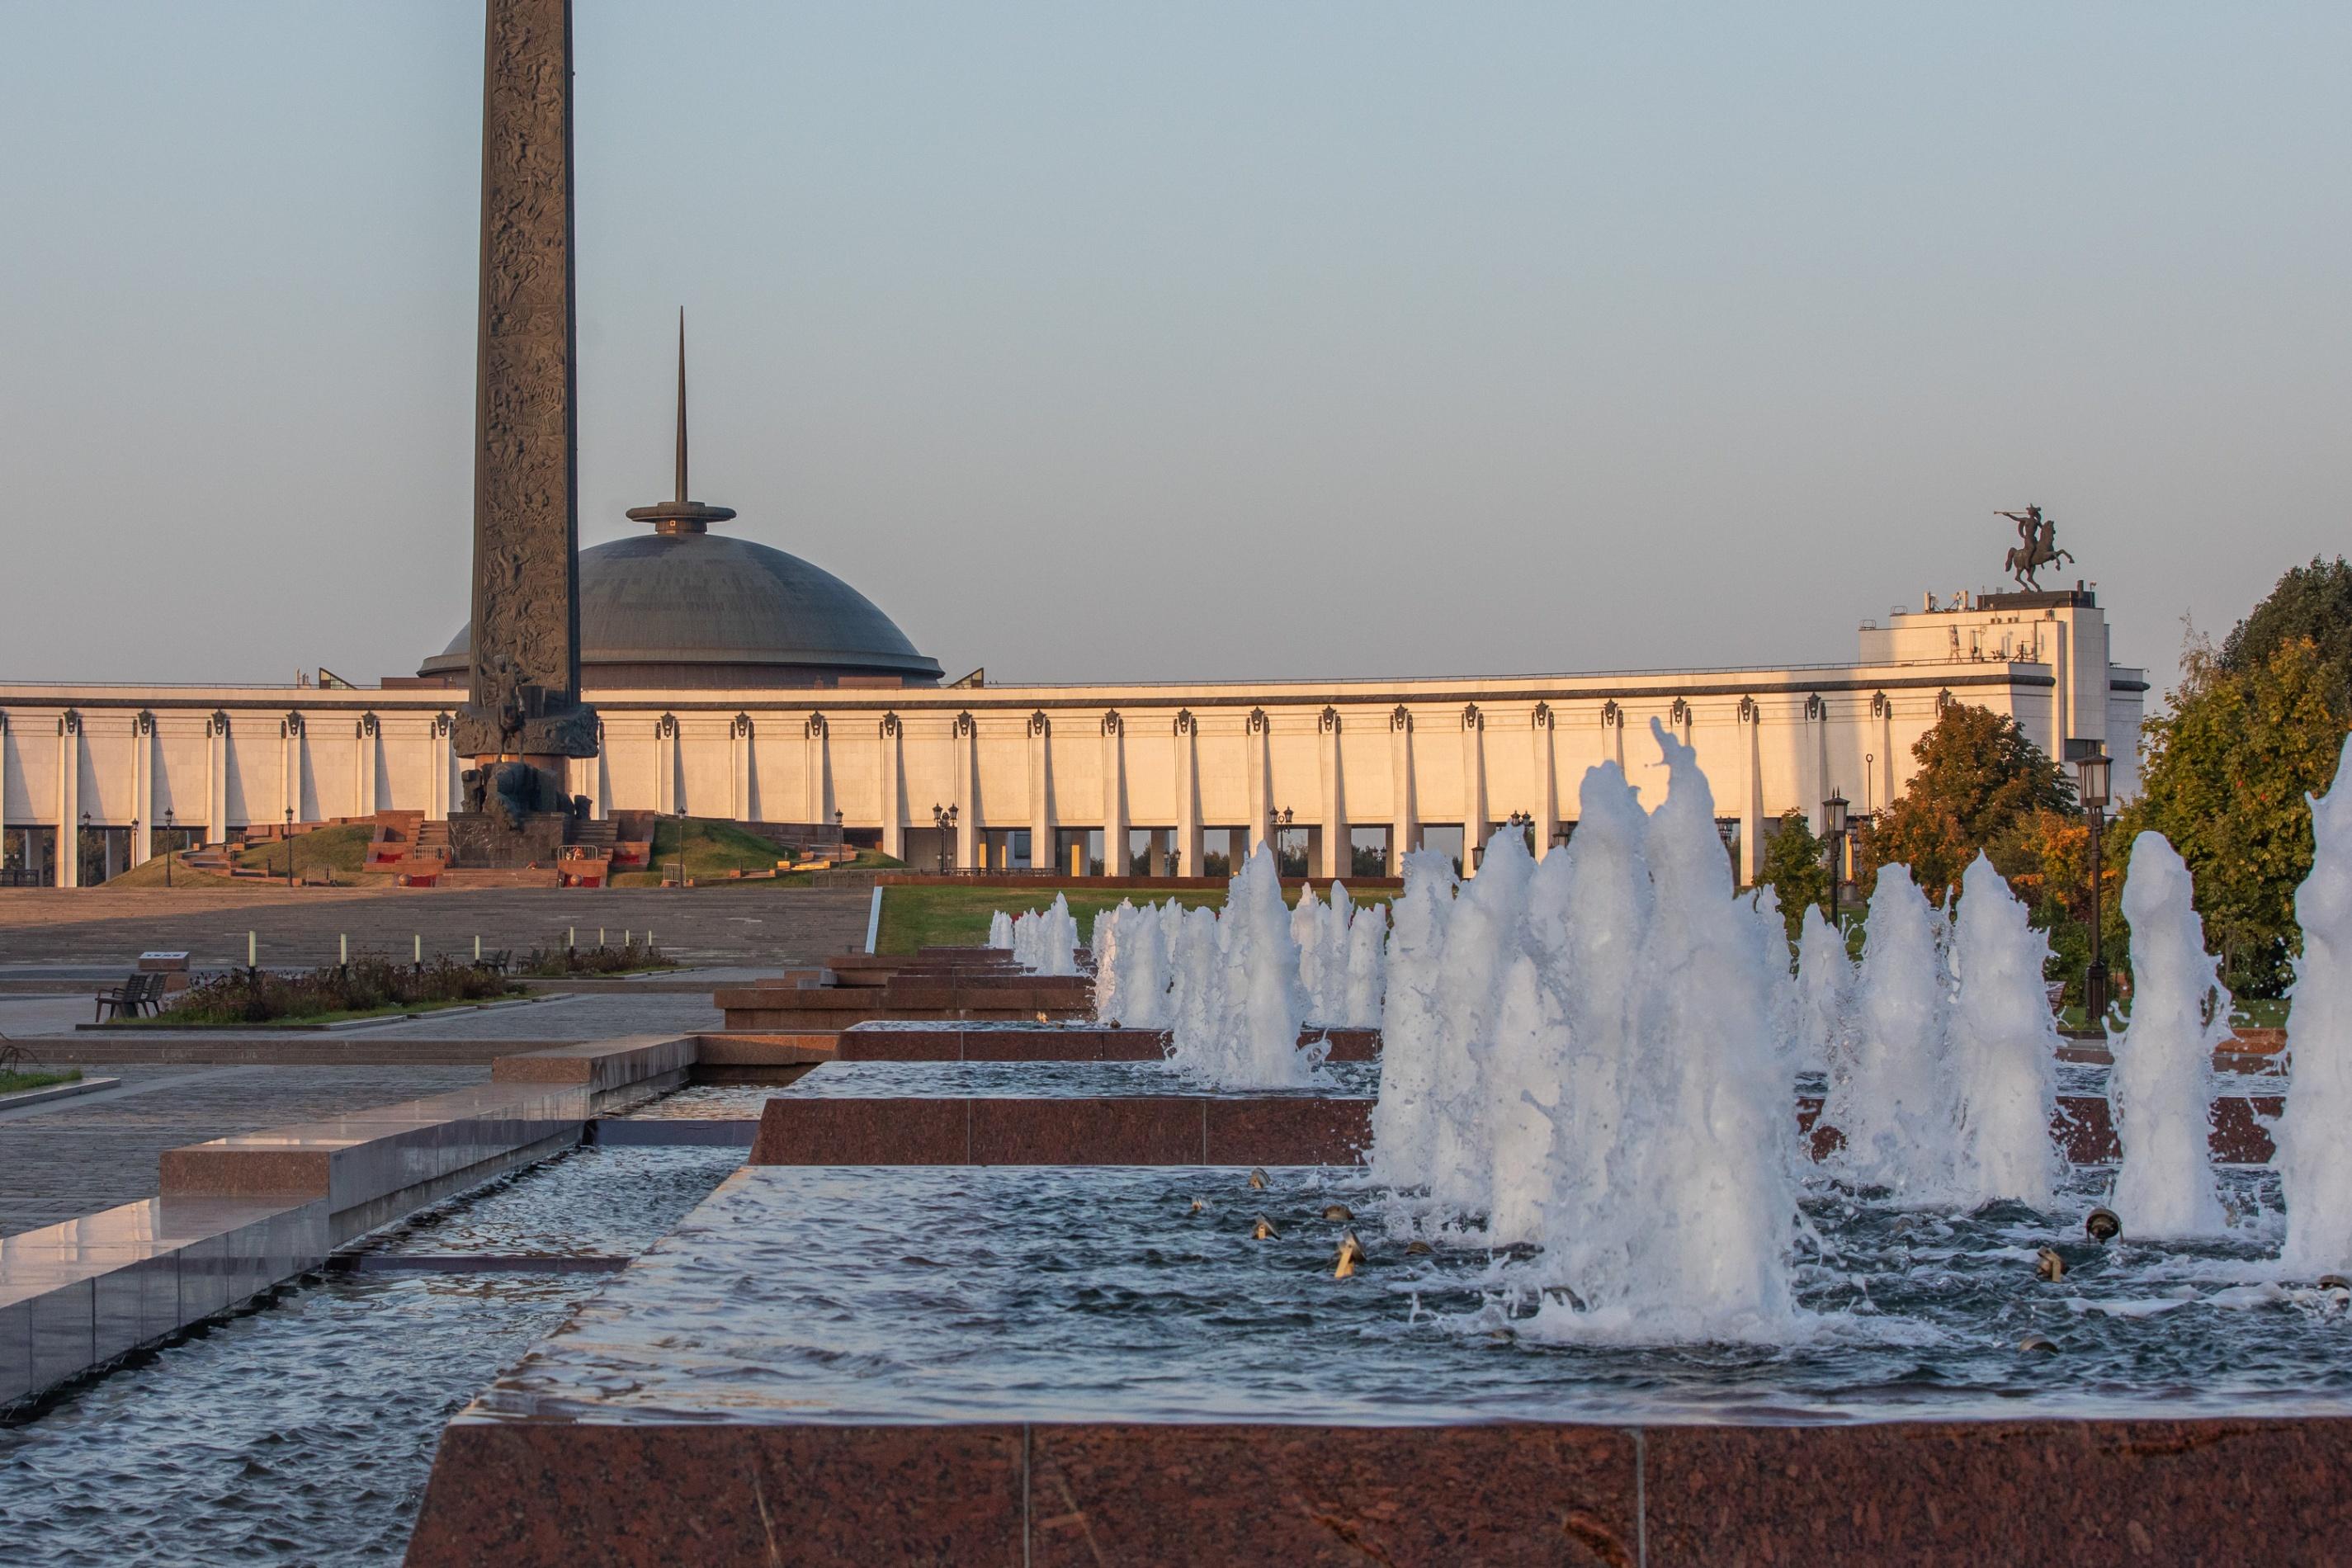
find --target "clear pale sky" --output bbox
[2,2,2344,691]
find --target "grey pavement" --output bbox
[3,985,724,1044]
[0,1062,492,1237]
[0,886,870,969]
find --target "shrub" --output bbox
[164,956,514,1024]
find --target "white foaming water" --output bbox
[2110,833,2227,1238]
[1946,853,2061,1208]
[1163,848,1323,1088]
[1091,900,1176,1027]
[1290,885,1329,1018]
[1009,895,1079,976]
[2277,735,2352,1273]
[1524,722,1797,1339]
[1792,904,1852,1076]
[986,910,1013,950]
[1823,865,1959,1197]
[1342,901,1387,1027]
[1422,824,1537,1210]
[1367,850,1457,1188]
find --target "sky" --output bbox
[2,2,2345,694]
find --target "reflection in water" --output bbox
[0,1147,739,1566]
[479,1163,2352,1429]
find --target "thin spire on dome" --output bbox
[675,307,688,505]
[627,309,736,535]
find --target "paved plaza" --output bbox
[0,886,870,970]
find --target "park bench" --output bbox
[93,971,166,1023]
[473,949,512,975]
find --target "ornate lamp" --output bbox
[2069,741,2113,1022]
[1822,792,1849,927]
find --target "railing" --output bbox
[0,868,54,887]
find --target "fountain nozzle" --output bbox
[2085,1207,2122,1243]
[1334,1230,1364,1279]
[1250,1216,1278,1240]
[1247,1168,1268,1192]
[2035,1247,2067,1282]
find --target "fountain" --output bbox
[1947,852,2062,1208]
[1163,847,1325,1088]
[1792,901,1852,1074]
[1821,863,1962,1197]
[2110,832,2229,1236]
[2277,734,2352,1273]
[1009,894,1079,975]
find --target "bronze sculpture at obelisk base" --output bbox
[449,0,597,864]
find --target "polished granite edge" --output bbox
[3,1032,707,1411]
[406,1416,2352,1567]
[745,1096,1375,1165]
[0,1196,328,1411]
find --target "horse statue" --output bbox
[1997,505,2076,590]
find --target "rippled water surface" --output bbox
[625,1060,1380,1115]
[478,1163,2352,1428]
[0,1147,740,1566]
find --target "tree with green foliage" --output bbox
[2116,632,2347,995]
[1753,810,1830,936]
[1860,703,2075,904]
[2219,555,2352,701]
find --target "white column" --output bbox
[283,719,310,827]
[0,713,12,861]
[130,711,154,866]
[1804,693,1827,834]
[427,713,451,818]
[953,712,978,870]
[1874,692,1895,813]
[2052,619,2073,745]
[1459,703,1485,877]
[730,713,753,822]
[55,710,81,888]
[1101,711,1128,875]
[1246,708,1271,857]
[1316,706,1346,877]
[202,711,229,846]
[1529,703,1557,861]
[1174,710,1201,877]
[1018,711,1047,871]
[1387,706,1415,872]
[803,713,829,826]
[654,714,678,815]
[1738,697,1762,884]
[354,714,378,819]
[878,712,904,861]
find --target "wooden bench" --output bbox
[94,972,167,1022]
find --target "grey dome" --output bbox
[421,531,942,688]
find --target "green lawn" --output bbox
[0,1068,81,1095]
[608,821,907,886]
[874,883,1392,954]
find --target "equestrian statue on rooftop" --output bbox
[1998,504,2076,590]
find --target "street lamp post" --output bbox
[931,803,958,873]
[163,807,174,888]
[1821,792,1849,929]
[2069,740,2114,1024]
[285,807,295,887]
[80,810,92,889]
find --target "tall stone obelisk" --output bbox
[451,0,597,823]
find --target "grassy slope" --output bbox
[874,883,1392,955]
[102,824,376,890]
[612,830,905,888]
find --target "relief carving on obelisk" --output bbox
[451,0,597,767]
